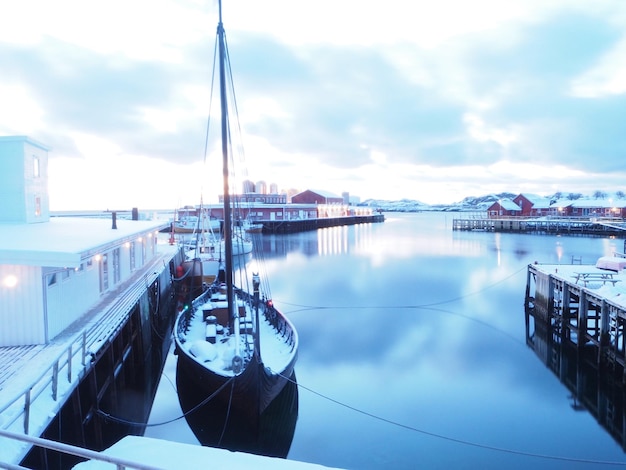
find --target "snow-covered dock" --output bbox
[0,224,182,466]
[454,216,626,235]
[525,255,626,374]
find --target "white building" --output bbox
[0,136,169,346]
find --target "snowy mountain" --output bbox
[360,190,626,213]
[361,192,517,212]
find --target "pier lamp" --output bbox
[3,274,18,288]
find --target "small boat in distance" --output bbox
[173,0,299,453]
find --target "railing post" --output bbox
[52,361,59,401]
[82,331,87,366]
[24,390,31,434]
[67,345,73,383]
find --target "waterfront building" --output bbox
[0,136,182,466]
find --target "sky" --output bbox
[1,0,626,210]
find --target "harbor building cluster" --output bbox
[453,193,626,235]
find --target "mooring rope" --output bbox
[280,264,529,313]
[273,370,626,467]
[96,375,235,427]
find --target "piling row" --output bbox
[454,217,626,234]
[525,263,626,450]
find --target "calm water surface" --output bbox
[147,212,626,469]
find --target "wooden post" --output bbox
[578,290,588,349]
[52,361,59,401]
[24,389,31,434]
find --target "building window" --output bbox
[100,254,109,292]
[35,196,41,216]
[33,156,40,178]
[130,241,136,271]
[112,248,120,284]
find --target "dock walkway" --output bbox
[258,214,385,234]
[0,243,180,465]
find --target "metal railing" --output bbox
[0,429,162,470]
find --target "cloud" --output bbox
[1,0,625,208]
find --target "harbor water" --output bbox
[146,212,626,469]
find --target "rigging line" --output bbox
[96,376,236,427]
[203,26,219,167]
[280,264,530,313]
[274,371,626,467]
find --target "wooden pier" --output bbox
[525,261,626,449]
[454,216,626,235]
[257,214,385,234]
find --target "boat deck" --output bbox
[180,292,296,376]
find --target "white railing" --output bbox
[0,429,162,470]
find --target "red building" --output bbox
[487,199,522,217]
[291,190,343,204]
[512,194,552,216]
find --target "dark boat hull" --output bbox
[175,335,297,412]
[176,362,299,457]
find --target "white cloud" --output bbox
[3,0,626,209]
[463,113,518,147]
[0,0,207,61]
[0,84,45,134]
[570,36,626,98]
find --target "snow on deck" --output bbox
[179,294,295,376]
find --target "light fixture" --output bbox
[3,275,18,288]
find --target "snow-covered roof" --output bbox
[525,197,552,209]
[518,193,546,204]
[494,198,521,211]
[0,217,168,267]
[550,198,626,209]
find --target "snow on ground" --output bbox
[534,260,626,308]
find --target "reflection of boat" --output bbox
[177,370,299,457]
[173,0,299,454]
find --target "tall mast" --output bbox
[218,0,235,328]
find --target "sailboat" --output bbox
[173,0,299,452]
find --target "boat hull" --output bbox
[173,288,298,453]
[174,334,297,418]
[176,362,298,457]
